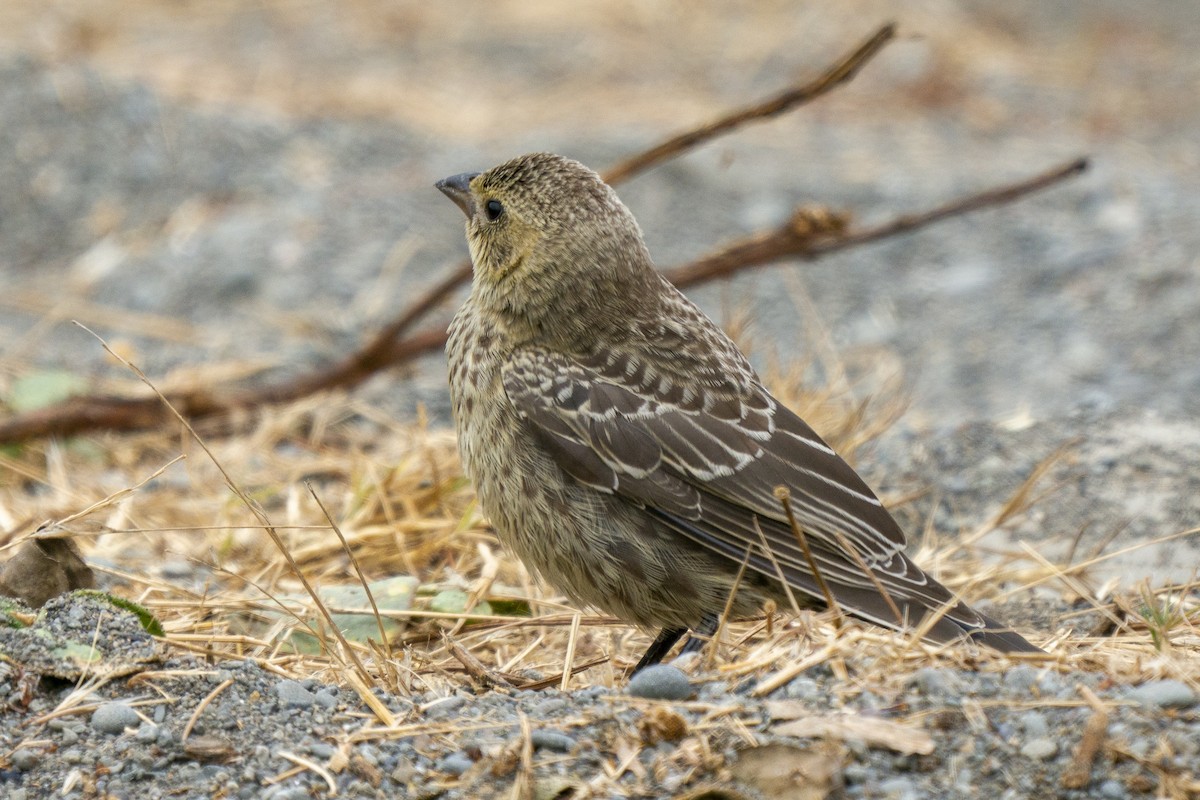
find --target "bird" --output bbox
[437,152,1040,671]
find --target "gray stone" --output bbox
[877,776,917,799]
[1019,711,1049,739]
[1002,666,1038,693]
[1019,737,1057,760]
[275,679,316,708]
[12,748,40,771]
[91,702,141,735]
[530,729,575,752]
[1098,779,1127,799]
[309,742,336,759]
[626,665,692,701]
[912,667,959,697]
[437,751,474,777]
[426,695,468,718]
[1128,679,1197,709]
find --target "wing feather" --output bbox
[501,345,1010,643]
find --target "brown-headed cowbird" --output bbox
[438,153,1039,669]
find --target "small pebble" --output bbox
[91,702,141,735]
[1019,737,1057,760]
[530,730,575,752]
[626,665,693,701]
[1128,679,1197,709]
[437,751,474,777]
[1002,664,1038,692]
[12,748,41,771]
[275,679,316,708]
[782,677,820,700]
[912,667,956,696]
[1019,711,1049,739]
[878,776,916,799]
[531,698,568,716]
[308,742,336,759]
[426,695,468,717]
[160,560,194,579]
[1098,778,1126,798]
[1036,672,1064,695]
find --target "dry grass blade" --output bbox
[509,712,534,800]
[181,678,234,743]
[830,528,904,627]
[443,633,514,689]
[306,483,392,653]
[560,612,582,691]
[1061,686,1110,789]
[776,487,842,625]
[752,514,804,619]
[772,713,935,756]
[709,547,754,669]
[73,323,379,692]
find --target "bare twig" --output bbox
[665,157,1089,289]
[599,23,897,185]
[0,27,893,445]
[0,21,1085,450]
[443,634,514,689]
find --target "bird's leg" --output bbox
[679,613,720,657]
[633,627,688,673]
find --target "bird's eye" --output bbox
[484,199,504,221]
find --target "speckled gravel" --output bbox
[2,593,1197,798]
[3,4,1200,798]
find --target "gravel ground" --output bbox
[2,2,1199,798]
[2,596,1197,799]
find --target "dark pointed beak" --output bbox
[436,172,480,218]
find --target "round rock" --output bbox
[1020,737,1058,760]
[626,665,693,701]
[12,748,41,771]
[91,702,141,735]
[437,751,475,777]
[1128,679,1197,709]
[530,729,575,752]
[274,679,317,708]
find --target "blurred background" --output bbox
[2,0,1198,429]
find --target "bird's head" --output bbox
[437,153,658,342]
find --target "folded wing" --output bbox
[502,343,1038,652]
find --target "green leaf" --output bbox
[7,371,87,413]
[429,588,492,618]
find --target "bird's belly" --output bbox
[447,321,769,629]
[457,400,762,628]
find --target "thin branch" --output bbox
[253,23,900,406]
[599,23,897,185]
[0,156,1088,445]
[665,157,1090,288]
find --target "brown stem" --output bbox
[0,156,1088,445]
[600,23,897,185]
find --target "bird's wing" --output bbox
[501,344,1032,649]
